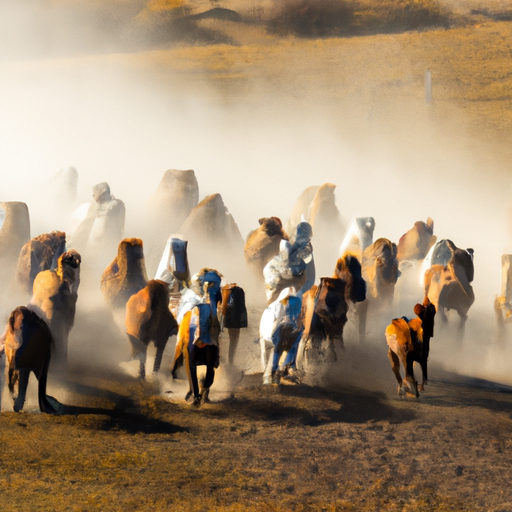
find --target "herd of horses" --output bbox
[0,169,482,412]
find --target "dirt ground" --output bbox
[2,348,512,512]
[2,2,512,511]
[2,299,512,511]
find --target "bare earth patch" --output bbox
[2,362,512,511]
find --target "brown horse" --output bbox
[423,241,474,329]
[362,238,400,305]
[3,306,60,413]
[29,250,81,364]
[300,277,348,365]
[125,279,178,379]
[219,283,248,365]
[100,238,148,309]
[16,231,66,295]
[385,317,424,397]
[396,218,436,266]
[333,253,367,341]
[244,217,288,277]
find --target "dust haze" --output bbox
[1,0,512,404]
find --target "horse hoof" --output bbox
[201,389,211,404]
[192,395,202,408]
[44,395,63,414]
[281,374,299,384]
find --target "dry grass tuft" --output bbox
[469,6,512,22]
[267,0,355,37]
[146,0,186,11]
[356,0,451,33]
[0,0,460,59]
[267,0,451,37]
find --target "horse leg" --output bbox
[271,346,282,385]
[294,336,306,373]
[200,347,218,404]
[325,336,337,363]
[305,333,322,365]
[283,333,301,372]
[418,359,428,392]
[260,337,267,372]
[262,339,275,385]
[8,366,18,396]
[420,336,430,389]
[404,353,419,397]
[387,348,403,395]
[128,334,147,379]
[37,354,60,414]
[13,367,30,412]
[187,346,202,406]
[139,356,146,379]
[152,343,165,374]
[178,344,192,402]
[170,335,185,378]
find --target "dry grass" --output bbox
[110,17,512,150]
[266,0,451,37]
[147,0,186,11]
[2,367,512,511]
[0,0,462,58]
[266,0,355,37]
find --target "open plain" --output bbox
[2,1,512,510]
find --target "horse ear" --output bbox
[8,308,21,331]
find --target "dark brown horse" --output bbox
[171,303,221,407]
[301,277,348,365]
[3,306,60,413]
[125,279,178,379]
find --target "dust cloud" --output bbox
[1,1,512,407]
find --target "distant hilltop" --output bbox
[2,0,511,60]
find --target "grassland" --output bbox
[2,357,512,511]
[2,1,512,510]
